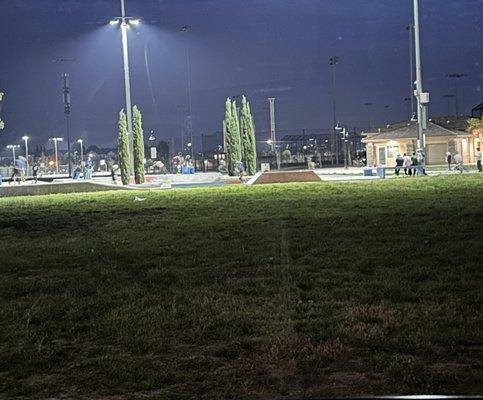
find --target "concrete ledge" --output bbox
[0,181,128,197]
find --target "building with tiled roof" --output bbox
[361,119,475,166]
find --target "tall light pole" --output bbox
[384,105,390,124]
[329,56,339,165]
[49,137,63,174]
[443,94,456,116]
[180,25,194,158]
[364,102,373,129]
[406,24,415,119]
[110,0,140,176]
[404,97,412,120]
[446,73,467,117]
[335,123,349,169]
[413,0,430,150]
[268,98,276,152]
[62,73,72,177]
[6,144,20,165]
[77,139,84,170]
[22,136,29,176]
[176,104,188,153]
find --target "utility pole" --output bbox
[268,98,276,152]
[51,58,75,177]
[407,24,415,119]
[446,73,468,117]
[117,0,136,175]
[77,139,84,171]
[364,102,373,129]
[22,136,29,176]
[329,56,339,165]
[6,145,20,165]
[413,0,430,150]
[62,73,72,177]
[180,25,194,158]
[49,137,63,174]
[443,94,456,116]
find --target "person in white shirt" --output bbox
[403,153,412,176]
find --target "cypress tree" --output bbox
[0,92,5,130]
[241,96,257,175]
[224,98,241,176]
[132,105,145,184]
[118,109,130,185]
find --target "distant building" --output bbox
[471,102,483,119]
[362,119,475,166]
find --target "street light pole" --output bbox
[180,25,194,159]
[77,139,84,171]
[335,124,349,169]
[446,73,468,117]
[49,137,63,174]
[407,24,415,118]
[6,145,20,164]
[22,136,29,176]
[443,94,456,116]
[114,0,136,176]
[329,56,339,165]
[413,0,429,150]
[62,73,72,177]
[268,98,276,152]
[364,102,373,129]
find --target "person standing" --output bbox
[403,153,412,176]
[411,152,419,176]
[10,165,20,184]
[417,149,427,175]
[453,152,465,173]
[236,160,245,182]
[32,163,39,184]
[446,151,452,171]
[475,147,482,172]
[395,154,404,176]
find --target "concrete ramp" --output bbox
[249,170,322,185]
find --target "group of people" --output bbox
[172,153,194,174]
[446,148,482,173]
[394,150,427,176]
[9,161,39,184]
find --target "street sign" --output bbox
[150,147,157,159]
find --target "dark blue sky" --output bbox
[0,0,482,148]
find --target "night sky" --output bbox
[0,0,482,149]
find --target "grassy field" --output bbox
[0,175,482,399]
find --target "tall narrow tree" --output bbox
[118,109,130,185]
[0,92,5,130]
[132,105,145,184]
[224,98,241,175]
[241,96,257,175]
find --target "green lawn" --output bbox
[1,175,482,399]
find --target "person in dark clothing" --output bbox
[410,152,419,176]
[394,154,404,176]
[10,166,21,184]
[32,163,39,184]
[476,147,482,172]
[446,151,452,171]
